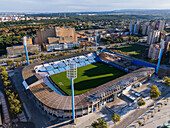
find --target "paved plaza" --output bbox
[47,75,169,128]
[127,93,170,128]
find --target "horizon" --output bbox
[0,0,170,13]
[0,9,170,14]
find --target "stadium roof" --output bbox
[23,57,155,110]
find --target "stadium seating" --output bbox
[36,53,97,75]
[53,69,59,74]
[48,70,55,75]
[58,61,66,68]
[38,67,46,72]
[45,65,54,71]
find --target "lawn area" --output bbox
[114,44,149,55]
[50,62,126,95]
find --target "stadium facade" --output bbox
[22,51,155,118]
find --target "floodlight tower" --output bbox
[156,39,165,74]
[67,60,77,123]
[23,36,29,65]
[95,30,98,51]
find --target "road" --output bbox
[11,68,51,128]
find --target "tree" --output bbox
[164,76,170,86]
[101,37,107,42]
[151,110,154,117]
[112,113,121,124]
[166,98,169,102]
[91,118,107,128]
[0,66,6,72]
[10,99,22,115]
[138,121,143,127]
[158,105,161,111]
[150,85,161,99]
[5,88,12,96]
[34,49,40,54]
[97,47,103,50]
[6,60,14,66]
[8,92,22,115]
[40,53,45,58]
[1,71,8,81]
[106,41,110,45]
[3,80,11,87]
[21,55,26,62]
[137,98,146,107]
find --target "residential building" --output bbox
[158,20,165,32]
[147,30,160,44]
[142,25,147,35]
[129,23,134,35]
[148,40,169,59]
[165,34,170,42]
[148,44,161,59]
[147,25,152,35]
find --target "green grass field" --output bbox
[114,44,149,55]
[50,62,126,95]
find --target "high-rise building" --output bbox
[142,25,147,35]
[129,23,134,35]
[133,21,141,35]
[158,20,165,32]
[148,40,170,59]
[165,34,170,42]
[148,43,161,59]
[151,22,156,30]
[147,25,152,35]
[147,30,160,44]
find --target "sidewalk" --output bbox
[0,91,11,126]
[127,93,170,128]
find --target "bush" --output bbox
[112,113,121,124]
[3,80,11,87]
[1,71,8,81]
[0,66,6,72]
[6,60,14,66]
[137,98,146,106]
[164,76,170,86]
[138,121,143,126]
[150,85,161,99]
[91,118,107,128]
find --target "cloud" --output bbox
[0,0,170,12]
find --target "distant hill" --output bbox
[0,9,170,16]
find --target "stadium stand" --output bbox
[22,51,155,118]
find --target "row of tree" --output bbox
[101,36,139,45]
[137,98,169,127]
[0,68,22,115]
[91,113,121,128]
[164,76,170,86]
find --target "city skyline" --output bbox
[0,0,170,12]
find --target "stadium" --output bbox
[22,51,155,118]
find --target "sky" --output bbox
[0,0,170,12]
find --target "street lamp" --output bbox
[23,36,29,65]
[67,60,77,123]
[156,39,165,74]
[95,30,98,51]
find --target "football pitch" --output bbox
[50,62,126,95]
[114,44,149,55]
